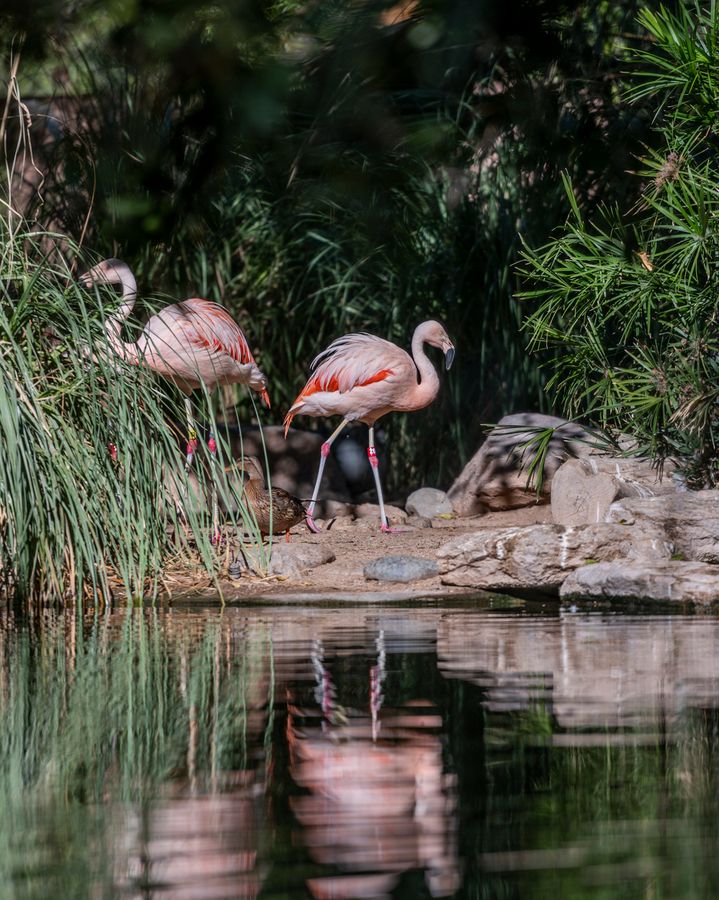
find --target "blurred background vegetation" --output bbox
[1,0,662,493]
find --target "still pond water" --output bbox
[2,596,719,899]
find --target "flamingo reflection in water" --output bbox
[288,632,461,898]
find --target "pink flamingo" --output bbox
[80,258,270,538]
[283,320,455,532]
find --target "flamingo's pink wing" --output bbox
[182,299,255,363]
[283,333,412,433]
[182,299,270,407]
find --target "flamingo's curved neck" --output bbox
[106,265,139,363]
[410,328,440,408]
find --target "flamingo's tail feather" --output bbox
[283,408,297,438]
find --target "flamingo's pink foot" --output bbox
[380,523,408,534]
[306,514,322,534]
[210,528,224,546]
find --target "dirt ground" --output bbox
[166,503,554,603]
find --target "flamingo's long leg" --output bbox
[174,397,198,538]
[367,425,389,530]
[367,426,403,533]
[306,418,350,533]
[184,397,198,471]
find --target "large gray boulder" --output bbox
[447,413,595,517]
[560,560,719,604]
[552,456,677,526]
[437,522,672,591]
[606,490,719,564]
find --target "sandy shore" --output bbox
[165,503,554,602]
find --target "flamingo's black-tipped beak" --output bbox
[444,346,455,370]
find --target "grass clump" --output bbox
[0,231,188,601]
[0,224,270,603]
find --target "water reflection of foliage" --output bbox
[0,611,272,892]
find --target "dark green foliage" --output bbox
[522,4,719,486]
[4,0,657,491]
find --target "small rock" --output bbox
[268,543,335,577]
[406,487,454,519]
[364,555,439,583]
[324,500,354,518]
[407,515,433,529]
[560,560,719,604]
[354,503,408,525]
[228,557,247,580]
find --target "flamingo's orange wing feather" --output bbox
[296,367,393,402]
[283,366,394,435]
[283,331,412,434]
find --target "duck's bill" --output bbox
[444,346,455,370]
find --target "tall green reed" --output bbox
[0,224,272,602]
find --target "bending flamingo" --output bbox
[283,320,455,532]
[80,258,270,538]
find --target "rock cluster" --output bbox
[439,442,719,603]
[433,413,719,604]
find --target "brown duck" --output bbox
[236,459,305,541]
